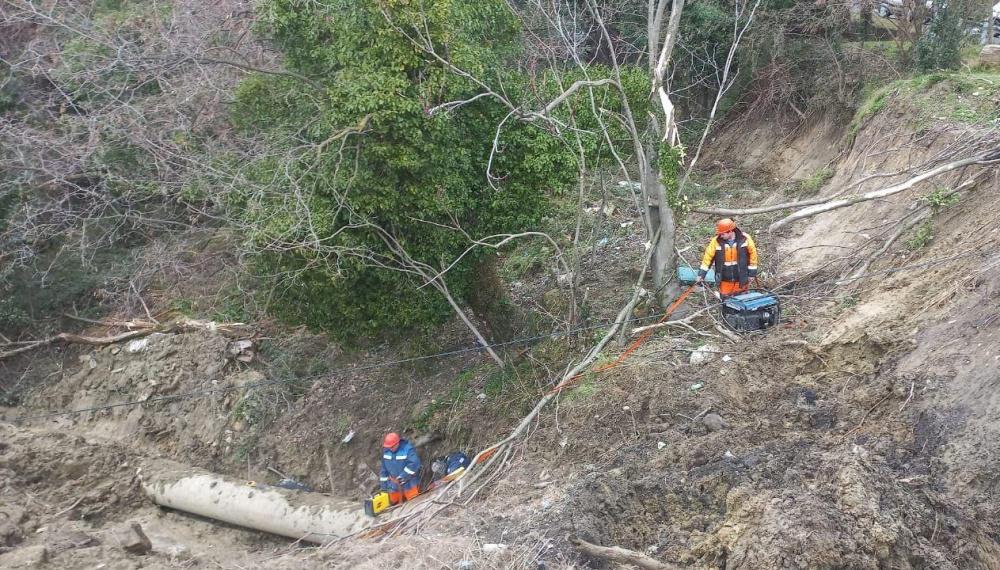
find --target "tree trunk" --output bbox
[430,279,504,366]
[467,256,523,343]
[644,154,678,308]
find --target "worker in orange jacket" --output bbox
[696,218,759,297]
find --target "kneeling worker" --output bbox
[696,218,759,297]
[379,432,421,505]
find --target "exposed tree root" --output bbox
[570,536,680,570]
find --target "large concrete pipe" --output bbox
[138,459,372,544]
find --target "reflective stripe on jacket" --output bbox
[698,229,758,286]
[379,439,421,492]
[444,451,469,475]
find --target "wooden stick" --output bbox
[714,325,741,343]
[898,381,915,413]
[770,153,999,231]
[46,496,84,521]
[62,313,156,329]
[570,536,679,570]
[845,394,891,437]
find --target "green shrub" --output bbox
[907,221,934,249]
[849,86,892,138]
[233,0,657,340]
[923,188,959,211]
[0,298,31,331]
[916,1,963,72]
[794,167,835,196]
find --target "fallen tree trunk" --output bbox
[0,329,154,360]
[139,458,370,544]
[694,151,999,221]
[0,319,247,361]
[844,169,990,281]
[570,536,680,570]
[769,152,999,231]
[691,194,835,217]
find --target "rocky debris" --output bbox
[795,388,817,409]
[556,272,575,287]
[482,543,508,555]
[982,45,1000,66]
[226,339,255,362]
[112,522,152,555]
[702,413,730,432]
[44,529,97,555]
[0,506,26,547]
[808,410,837,430]
[0,545,48,568]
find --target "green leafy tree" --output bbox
[917,0,965,71]
[232,0,577,345]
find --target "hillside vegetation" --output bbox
[2,0,1000,568]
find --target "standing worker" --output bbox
[379,432,421,505]
[696,218,759,297]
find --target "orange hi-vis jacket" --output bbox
[699,229,758,295]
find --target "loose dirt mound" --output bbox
[507,326,986,565]
[17,329,244,465]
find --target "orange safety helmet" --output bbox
[715,218,737,235]
[383,432,401,450]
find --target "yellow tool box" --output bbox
[363,491,392,517]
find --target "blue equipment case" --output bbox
[677,266,715,285]
[721,290,780,332]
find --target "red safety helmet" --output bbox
[715,218,737,235]
[383,432,401,450]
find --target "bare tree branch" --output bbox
[769,152,1000,231]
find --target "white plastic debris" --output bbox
[657,441,667,450]
[341,430,355,444]
[689,344,720,365]
[689,383,704,391]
